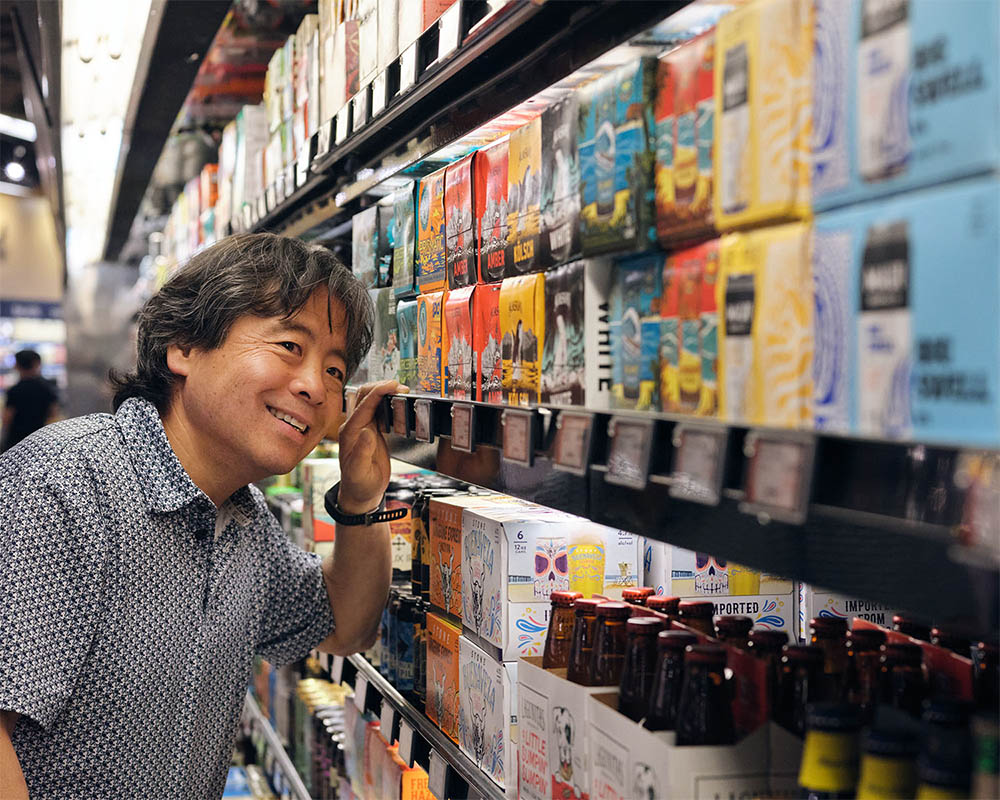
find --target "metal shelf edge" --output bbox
[242,692,311,800]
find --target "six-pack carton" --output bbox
[395,298,419,390]
[798,583,903,641]
[442,285,476,399]
[541,261,586,406]
[475,137,510,282]
[369,288,399,383]
[426,611,462,743]
[392,182,418,298]
[416,290,444,396]
[507,116,543,276]
[500,273,546,406]
[610,253,662,411]
[417,167,447,292]
[476,282,504,403]
[301,457,342,543]
[539,95,581,268]
[353,206,378,288]
[445,153,477,289]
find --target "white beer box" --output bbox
[798,583,903,640]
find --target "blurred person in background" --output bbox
[0,349,59,453]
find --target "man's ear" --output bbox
[165,344,194,377]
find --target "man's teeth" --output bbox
[268,407,308,432]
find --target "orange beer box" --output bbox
[417,166,447,292]
[416,291,443,395]
[500,273,545,406]
[475,137,510,283]
[445,153,477,289]
[443,286,476,399]
[507,116,542,276]
[426,611,462,743]
[428,494,501,620]
[476,282,503,403]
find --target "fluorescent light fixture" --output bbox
[0,113,37,142]
[4,161,26,182]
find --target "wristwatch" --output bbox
[324,481,408,526]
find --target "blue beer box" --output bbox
[610,252,663,411]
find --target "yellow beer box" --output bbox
[713,0,812,230]
[499,273,546,406]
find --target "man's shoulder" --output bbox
[0,412,122,484]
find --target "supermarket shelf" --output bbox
[242,692,311,800]
[329,653,504,800]
[377,392,1000,637]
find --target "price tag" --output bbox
[345,386,361,416]
[331,655,345,684]
[740,430,816,524]
[353,673,369,711]
[284,166,296,198]
[552,411,595,476]
[450,403,475,453]
[352,87,369,132]
[379,701,396,743]
[605,417,655,490]
[502,409,535,467]
[297,146,311,187]
[242,204,252,231]
[316,119,332,159]
[277,175,287,204]
[414,399,434,443]
[669,423,729,506]
[398,720,415,765]
[335,106,351,145]
[318,651,330,673]
[256,194,267,220]
[399,43,418,93]
[428,750,448,800]
[266,184,278,211]
[371,72,387,116]
[391,396,410,437]
[439,1,463,59]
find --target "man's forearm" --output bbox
[1,712,28,800]
[318,521,392,655]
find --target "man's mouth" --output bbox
[267,406,309,434]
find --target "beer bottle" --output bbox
[647,595,681,620]
[678,600,715,637]
[644,630,698,731]
[542,590,583,669]
[921,699,973,782]
[622,587,655,607]
[915,759,971,799]
[775,644,826,737]
[388,590,402,683]
[675,644,734,746]
[931,627,969,657]
[893,614,931,642]
[797,703,861,800]
[971,711,1000,800]
[590,602,632,686]
[396,595,418,695]
[972,641,999,713]
[567,598,603,685]
[618,617,666,721]
[414,598,427,712]
[747,628,788,717]
[846,627,886,723]
[810,616,849,701]
[714,615,753,650]
[879,643,927,718]
[856,728,919,800]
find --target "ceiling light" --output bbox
[4,162,26,182]
[0,113,37,142]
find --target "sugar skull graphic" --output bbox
[633,763,658,800]
[694,552,728,595]
[533,536,569,599]
[552,706,575,783]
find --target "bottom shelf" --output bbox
[242,692,311,800]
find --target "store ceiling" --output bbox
[0,4,40,191]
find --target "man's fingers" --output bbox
[340,380,409,436]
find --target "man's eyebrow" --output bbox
[268,319,315,340]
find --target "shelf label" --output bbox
[372,72,387,116]
[345,386,361,416]
[316,120,332,159]
[379,701,396,743]
[502,409,535,467]
[552,411,595,476]
[400,43,418,92]
[605,417,655,490]
[352,87,369,131]
[669,423,729,506]
[256,194,267,220]
[740,430,816,524]
[439,2,463,59]
[428,749,448,800]
[266,184,278,210]
[398,720,415,766]
[335,106,351,145]
[241,204,252,231]
[450,403,475,453]
[276,175,286,204]
[353,673,369,711]
[414,399,434,443]
[284,166,296,198]
[391,396,410,437]
[331,655,345,684]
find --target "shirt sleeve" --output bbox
[0,464,108,729]
[256,519,336,666]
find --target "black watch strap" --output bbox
[323,481,407,527]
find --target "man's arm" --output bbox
[317,380,405,655]
[1,711,29,800]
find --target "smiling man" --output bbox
[0,233,405,799]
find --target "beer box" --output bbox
[356,0,377,86]
[396,298,419,390]
[416,291,443,396]
[660,244,703,415]
[376,197,395,287]
[610,253,662,411]
[507,116,543,276]
[584,258,615,410]
[655,30,717,244]
[577,57,658,256]
[541,261,586,406]
[398,0,457,52]
[475,137,510,282]
[458,636,518,791]
[352,206,379,288]
[333,19,360,113]
[718,222,814,428]
[797,583,902,641]
[376,0,397,73]
[392,182,418,298]
[813,0,1000,212]
[578,524,640,601]
[318,0,336,123]
[443,286,476,399]
[417,167,447,292]
[426,612,461,743]
[369,288,399,383]
[476,282,503,403]
[445,153,477,289]
[540,95,581,267]
[233,105,269,218]
[713,0,812,231]
[301,457,342,543]
[500,273,546,406]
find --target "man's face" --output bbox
[169,289,349,482]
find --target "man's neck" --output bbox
[160,403,242,508]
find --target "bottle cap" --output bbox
[574,598,603,615]
[551,591,583,607]
[627,617,666,635]
[595,602,631,620]
[930,627,968,654]
[847,628,887,652]
[747,628,788,653]
[678,600,714,619]
[646,595,680,614]
[622,587,655,603]
[810,616,848,637]
[714,615,753,637]
[684,644,728,665]
[782,644,824,665]
[805,703,862,732]
[657,630,698,651]
[881,642,924,667]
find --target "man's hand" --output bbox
[336,380,408,514]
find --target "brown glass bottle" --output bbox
[647,595,681,620]
[972,641,999,713]
[566,598,603,685]
[893,614,931,642]
[542,590,583,669]
[644,631,698,731]
[879,642,928,718]
[775,644,826,737]
[811,616,849,701]
[846,627,886,722]
[618,617,666,721]
[675,644,734,746]
[930,627,969,657]
[590,602,632,686]
[678,600,715,636]
[747,628,788,717]
[798,703,862,800]
[715,615,753,649]
[622,587,655,606]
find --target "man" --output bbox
[1,349,59,453]
[0,233,406,798]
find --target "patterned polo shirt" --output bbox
[0,397,336,799]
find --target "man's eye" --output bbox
[279,342,301,354]
[327,367,344,381]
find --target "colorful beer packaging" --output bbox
[426,611,462,743]
[718,222,813,428]
[655,30,716,244]
[416,290,444,395]
[539,95,581,267]
[476,282,503,404]
[797,583,903,641]
[352,205,378,288]
[813,0,1000,211]
[811,220,853,432]
[541,261,586,406]
[499,273,546,406]
[417,167,447,292]
[584,259,614,411]
[577,57,658,256]
[610,253,662,411]
[392,182,418,298]
[396,298,419,390]
[369,288,399,383]
[506,116,543,275]
[443,286,476,399]
[376,196,395,288]
[713,0,812,231]
[445,153,477,289]
[475,137,510,282]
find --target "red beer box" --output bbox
[475,137,510,283]
[445,153,477,289]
